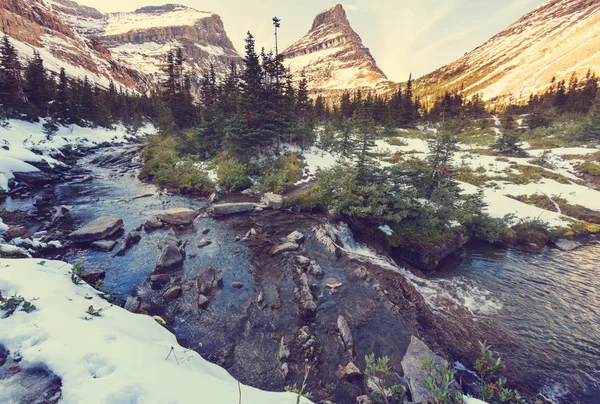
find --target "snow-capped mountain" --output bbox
[0,0,145,90]
[415,0,600,103]
[283,4,389,94]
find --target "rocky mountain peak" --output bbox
[311,4,349,30]
[132,4,198,15]
[283,3,388,94]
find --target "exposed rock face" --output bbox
[414,0,600,103]
[283,4,388,94]
[69,217,123,242]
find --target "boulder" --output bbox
[212,203,260,215]
[197,239,212,248]
[158,208,196,226]
[296,255,311,268]
[48,205,69,224]
[201,228,211,235]
[4,226,31,241]
[309,260,324,279]
[124,296,141,313]
[287,231,305,243]
[115,232,142,256]
[278,337,290,361]
[80,270,106,286]
[337,316,354,357]
[313,226,339,255]
[162,286,182,302]
[325,278,343,293]
[296,273,317,320]
[262,193,283,209]
[13,170,58,185]
[149,274,170,290]
[154,231,185,272]
[555,239,579,251]
[401,336,446,404]
[232,282,244,289]
[91,240,117,252]
[271,242,299,255]
[144,217,163,231]
[197,294,210,309]
[338,362,363,382]
[69,217,123,242]
[197,267,223,296]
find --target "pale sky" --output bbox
[75,0,546,82]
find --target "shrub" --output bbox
[154,158,214,194]
[578,160,600,177]
[422,357,463,404]
[474,342,525,404]
[365,354,405,404]
[1,294,36,318]
[259,152,305,194]
[217,159,252,192]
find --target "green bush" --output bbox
[259,152,305,194]
[578,160,600,177]
[154,158,214,194]
[217,159,252,192]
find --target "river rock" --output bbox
[338,362,363,382]
[296,255,311,268]
[262,192,283,209]
[313,226,338,255]
[162,286,182,302]
[212,203,260,215]
[197,267,223,296]
[124,296,141,313]
[201,228,211,235]
[554,239,579,251]
[154,231,185,272]
[197,239,212,248]
[271,242,299,255]
[337,316,354,357]
[325,279,343,293]
[49,205,69,224]
[80,270,106,286]
[144,217,163,231]
[232,282,244,289]
[401,336,446,403]
[69,216,124,242]
[13,170,58,185]
[91,240,117,252]
[287,231,305,243]
[309,260,324,279]
[197,294,210,309]
[296,273,317,320]
[4,226,30,241]
[115,232,142,256]
[158,208,196,226]
[149,274,170,289]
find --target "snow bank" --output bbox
[0,259,311,404]
[0,119,154,190]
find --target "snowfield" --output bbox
[0,259,312,404]
[0,120,154,191]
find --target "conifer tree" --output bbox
[0,33,24,117]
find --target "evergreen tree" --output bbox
[24,50,49,118]
[0,33,24,117]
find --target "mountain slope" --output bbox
[414,0,600,104]
[0,0,145,90]
[283,4,388,94]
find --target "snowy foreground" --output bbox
[0,119,154,191]
[0,259,311,404]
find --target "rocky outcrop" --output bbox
[401,336,447,404]
[337,315,354,358]
[391,231,470,271]
[283,4,388,94]
[69,217,124,242]
[261,193,283,209]
[80,270,105,285]
[296,272,317,320]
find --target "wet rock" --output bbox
[280,362,289,379]
[91,240,117,252]
[554,239,579,251]
[278,337,290,361]
[296,273,317,320]
[159,208,196,226]
[201,228,210,235]
[271,242,299,255]
[262,192,283,209]
[232,282,244,289]
[212,202,261,215]
[392,231,469,271]
[338,362,363,382]
[73,175,93,184]
[163,286,182,302]
[243,228,258,240]
[296,255,311,268]
[13,170,58,185]
[287,231,305,244]
[257,291,264,304]
[149,274,170,289]
[197,239,212,248]
[144,217,163,231]
[4,226,30,241]
[337,316,354,357]
[401,336,446,404]
[197,294,210,309]
[115,232,142,256]
[325,278,343,293]
[80,270,106,286]
[124,296,141,313]
[313,226,338,255]
[49,205,69,224]
[69,216,124,242]
[154,231,185,272]
[197,267,224,295]
[208,192,219,203]
[309,260,324,279]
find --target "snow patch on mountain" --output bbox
[104,6,213,36]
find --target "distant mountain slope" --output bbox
[414,0,600,104]
[283,4,389,95]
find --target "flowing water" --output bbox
[3,147,600,403]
